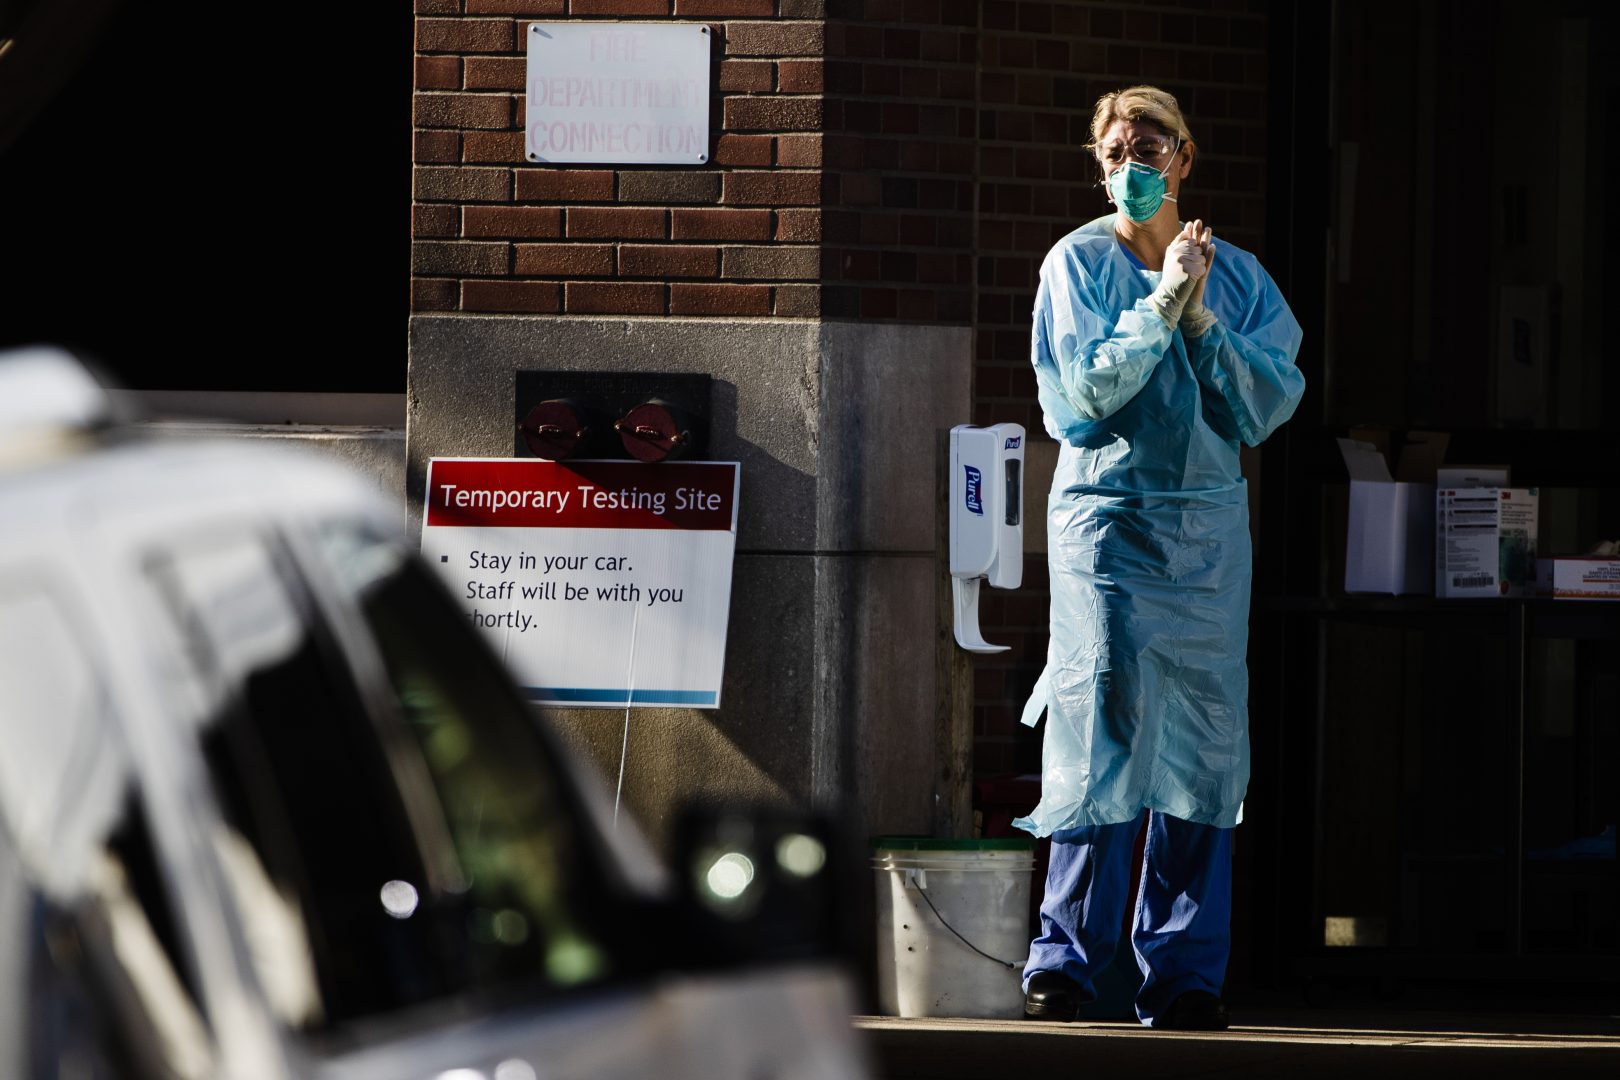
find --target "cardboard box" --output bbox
[1537,557,1620,600]
[1435,465,1510,488]
[1435,487,1539,598]
[1339,437,1435,595]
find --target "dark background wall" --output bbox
[0,5,412,391]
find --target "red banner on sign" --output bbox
[425,459,738,531]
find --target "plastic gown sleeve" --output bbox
[1031,254,1177,433]
[1182,265,1305,446]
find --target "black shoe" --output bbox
[1157,990,1229,1031]
[1023,971,1086,1022]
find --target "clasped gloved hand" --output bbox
[1147,221,1209,328]
[1179,220,1219,338]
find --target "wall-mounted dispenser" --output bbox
[949,423,1024,653]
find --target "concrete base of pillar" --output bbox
[407,314,973,851]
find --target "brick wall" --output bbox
[412,0,832,318]
[408,0,1275,781]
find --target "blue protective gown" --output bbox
[1013,215,1304,837]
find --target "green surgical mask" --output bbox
[1107,155,1178,222]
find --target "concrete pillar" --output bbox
[407,314,971,848]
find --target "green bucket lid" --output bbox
[869,835,1034,851]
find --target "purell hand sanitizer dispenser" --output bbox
[949,423,1024,653]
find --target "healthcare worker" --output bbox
[1016,86,1304,1030]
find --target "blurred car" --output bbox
[0,347,867,1080]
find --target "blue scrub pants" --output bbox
[1023,811,1232,1026]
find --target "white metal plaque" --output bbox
[525,23,711,165]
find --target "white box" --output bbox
[1339,438,1434,595]
[1435,487,1539,598]
[1537,557,1620,600]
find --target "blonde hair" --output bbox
[1088,85,1194,152]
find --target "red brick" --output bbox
[620,244,719,277]
[412,278,459,310]
[415,56,462,91]
[837,174,880,206]
[862,64,901,97]
[414,92,511,130]
[725,22,825,58]
[463,130,525,162]
[565,282,664,314]
[884,27,921,59]
[976,364,1010,398]
[861,288,898,319]
[881,103,919,133]
[464,281,562,313]
[777,60,823,93]
[920,29,962,61]
[569,0,669,14]
[465,57,526,90]
[415,130,461,164]
[416,18,515,54]
[901,66,938,98]
[718,60,773,93]
[413,241,508,276]
[780,0,824,15]
[466,0,564,12]
[773,283,820,317]
[822,135,862,169]
[414,165,511,202]
[416,0,461,13]
[844,102,880,142]
[857,213,897,245]
[618,171,721,203]
[722,245,818,280]
[513,243,614,276]
[1052,1,1086,34]
[898,216,936,246]
[776,134,821,168]
[920,252,965,284]
[898,140,935,171]
[722,172,820,206]
[724,97,823,133]
[1090,9,1123,38]
[715,134,772,166]
[837,24,883,58]
[982,73,1015,105]
[670,283,771,316]
[515,170,615,201]
[566,207,666,238]
[463,206,563,238]
[675,0,772,17]
[413,204,460,237]
[775,208,821,242]
[672,208,771,241]
[836,250,880,280]
[993,36,1034,68]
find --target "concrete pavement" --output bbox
[857,1011,1620,1078]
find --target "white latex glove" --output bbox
[1181,222,1218,338]
[1146,226,1207,329]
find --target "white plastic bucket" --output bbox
[871,837,1035,1018]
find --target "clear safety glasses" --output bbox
[1094,134,1179,167]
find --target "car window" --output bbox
[145,525,621,1040]
[309,521,615,991]
[0,577,210,1076]
[144,535,452,1030]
